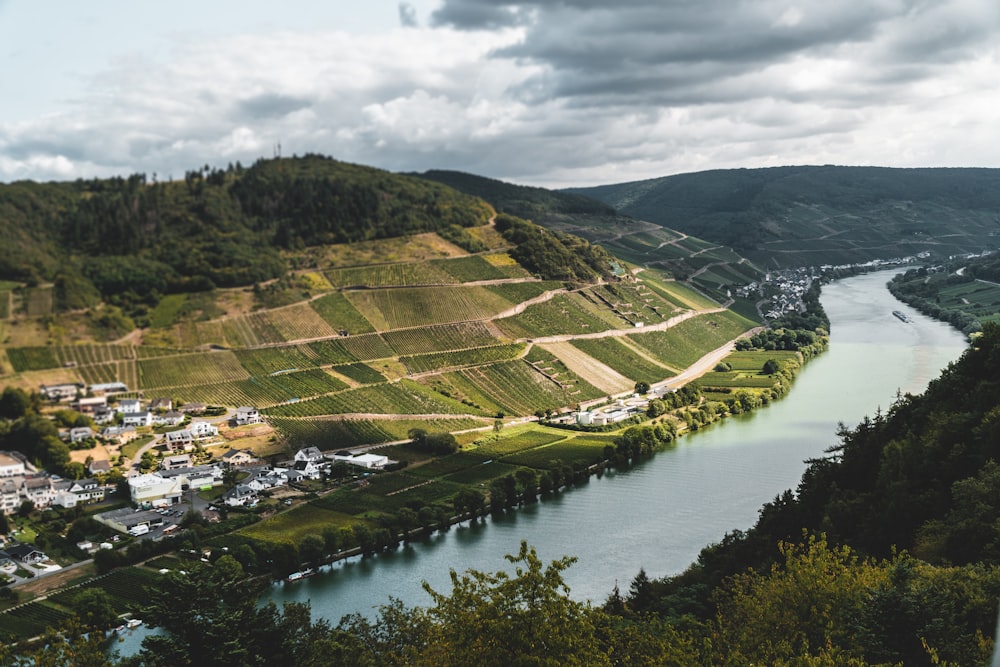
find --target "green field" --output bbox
[309,292,376,334]
[441,351,604,417]
[346,286,514,330]
[6,346,62,372]
[501,435,613,469]
[569,337,674,385]
[473,426,568,457]
[139,351,250,388]
[431,255,509,282]
[239,504,356,543]
[400,343,526,374]
[382,321,504,356]
[627,311,757,369]
[324,262,455,288]
[495,292,627,339]
[264,379,479,418]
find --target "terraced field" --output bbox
[627,311,757,369]
[401,343,527,374]
[567,337,674,386]
[139,351,250,388]
[264,379,477,418]
[309,292,376,334]
[495,292,628,339]
[346,286,514,330]
[537,341,632,395]
[383,321,504,356]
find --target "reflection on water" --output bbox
[254,272,968,621]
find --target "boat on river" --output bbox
[893,310,911,322]
[286,568,315,583]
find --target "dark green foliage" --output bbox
[407,429,459,455]
[0,156,493,317]
[416,169,616,219]
[494,213,615,282]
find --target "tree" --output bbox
[299,534,326,567]
[0,386,32,419]
[634,381,651,395]
[73,588,119,631]
[762,359,780,375]
[413,541,609,666]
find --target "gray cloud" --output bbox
[237,93,313,120]
[399,3,418,28]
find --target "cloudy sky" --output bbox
[2,0,999,187]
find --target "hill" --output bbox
[0,155,494,317]
[568,165,1000,269]
[0,157,762,457]
[414,170,765,304]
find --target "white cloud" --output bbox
[1,1,999,187]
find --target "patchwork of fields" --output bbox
[0,233,763,448]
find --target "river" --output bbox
[257,270,968,622]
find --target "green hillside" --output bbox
[0,155,493,315]
[569,166,1000,268]
[415,169,765,303]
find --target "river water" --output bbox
[259,270,967,622]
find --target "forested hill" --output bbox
[0,155,493,307]
[415,169,617,220]
[568,166,1000,268]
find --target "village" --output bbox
[0,381,394,584]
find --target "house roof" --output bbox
[6,543,45,560]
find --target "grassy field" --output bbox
[308,293,376,335]
[400,343,527,374]
[568,337,675,385]
[627,311,757,369]
[495,292,627,339]
[346,286,514,330]
[239,504,357,543]
[382,321,505,356]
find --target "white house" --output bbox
[0,478,20,514]
[247,470,287,492]
[122,411,153,428]
[161,454,192,470]
[22,476,54,509]
[223,484,257,507]
[292,459,325,480]
[234,406,262,425]
[221,448,257,467]
[153,411,185,427]
[117,398,142,414]
[294,447,324,463]
[52,478,104,509]
[189,420,218,439]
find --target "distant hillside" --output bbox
[415,169,764,304]
[416,169,617,220]
[568,166,1000,268]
